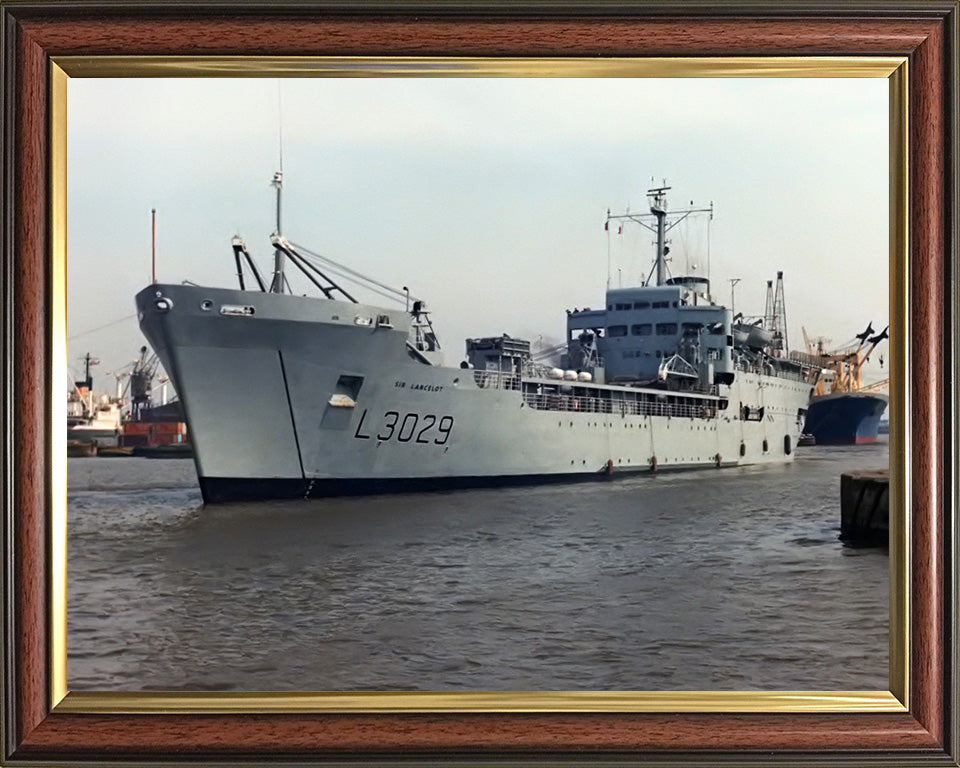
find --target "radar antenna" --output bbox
[606,182,713,287]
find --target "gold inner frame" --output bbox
[48,55,909,714]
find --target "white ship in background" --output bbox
[66,352,123,446]
[136,178,819,502]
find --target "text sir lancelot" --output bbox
[394,381,445,392]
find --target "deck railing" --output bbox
[473,370,522,390]
[734,358,812,384]
[522,392,716,419]
[473,370,720,419]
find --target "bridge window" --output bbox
[681,323,702,337]
[608,325,628,337]
[656,323,677,335]
[631,323,652,336]
[634,301,650,309]
[652,301,669,309]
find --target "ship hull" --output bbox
[803,391,889,445]
[138,284,814,503]
[66,426,120,446]
[199,470,633,503]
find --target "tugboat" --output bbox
[136,176,819,502]
[792,324,889,445]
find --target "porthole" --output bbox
[200,299,214,311]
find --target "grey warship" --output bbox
[136,179,819,502]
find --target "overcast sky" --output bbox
[66,77,889,394]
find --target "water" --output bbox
[67,441,889,691]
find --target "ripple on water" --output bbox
[67,440,890,691]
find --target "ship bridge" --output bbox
[564,184,735,387]
[566,283,734,385]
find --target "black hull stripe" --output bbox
[197,462,734,503]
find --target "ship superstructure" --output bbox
[136,178,819,502]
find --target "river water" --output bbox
[67,439,889,691]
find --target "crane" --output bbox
[801,323,888,396]
[127,345,161,420]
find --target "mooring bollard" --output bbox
[840,470,889,546]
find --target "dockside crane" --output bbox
[800,323,888,396]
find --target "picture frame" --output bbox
[2,1,956,765]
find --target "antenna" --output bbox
[274,82,284,237]
[729,278,741,319]
[150,208,157,284]
[277,79,284,176]
[706,202,713,296]
[270,79,285,292]
[605,208,611,290]
[607,180,711,288]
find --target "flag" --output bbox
[604,221,609,231]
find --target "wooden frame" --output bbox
[2,2,957,764]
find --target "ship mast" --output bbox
[606,182,713,287]
[270,170,285,293]
[772,270,788,354]
[650,186,669,285]
[270,80,286,294]
[81,352,94,390]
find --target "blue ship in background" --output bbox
[794,323,889,445]
[804,390,889,445]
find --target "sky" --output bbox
[66,76,889,395]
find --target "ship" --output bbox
[792,324,889,445]
[135,178,820,502]
[66,352,122,447]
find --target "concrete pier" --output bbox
[840,470,889,546]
